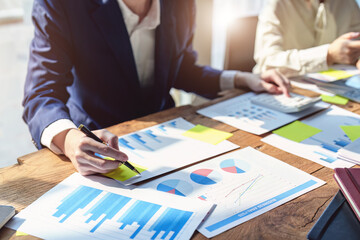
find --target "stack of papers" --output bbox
[337,138,360,165]
[307,65,360,82]
[262,106,360,169]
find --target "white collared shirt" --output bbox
[253,0,360,77]
[42,0,235,154]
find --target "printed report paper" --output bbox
[6,173,214,240]
[139,147,325,238]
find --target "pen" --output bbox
[78,124,141,175]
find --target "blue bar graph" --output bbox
[149,208,193,240]
[157,125,167,133]
[130,134,154,151]
[333,137,350,148]
[169,121,177,128]
[118,138,145,158]
[119,138,136,150]
[52,185,194,239]
[145,130,162,143]
[53,186,102,223]
[85,192,131,232]
[314,151,337,163]
[118,201,161,239]
[310,137,340,152]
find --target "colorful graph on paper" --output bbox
[139,147,325,238]
[6,174,213,240]
[262,106,360,168]
[197,92,328,135]
[114,117,238,185]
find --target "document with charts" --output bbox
[111,117,238,185]
[138,147,325,238]
[197,92,328,135]
[262,106,359,169]
[6,173,214,240]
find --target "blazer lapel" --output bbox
[91,0,140,89]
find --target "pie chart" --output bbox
[156,179,193,197]
[190,169,222,185]
[220,158,251,174]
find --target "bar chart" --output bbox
[113,117,238,185]
[52,185,194,239]
[7,174,212,240]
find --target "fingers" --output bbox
[339,32,360,40]
[79,137,128,162]
[93,129,120,150]
[260,81,282,95]
[63,128,128,176]
[348,40,360,49]
[261,70,291,97]
[75,151,121,175]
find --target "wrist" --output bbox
[234,71,251,89]
[53,128,77,154]
[326,51,334,66]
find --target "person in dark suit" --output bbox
[23,0,290,175]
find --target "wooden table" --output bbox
[1,89,360,240]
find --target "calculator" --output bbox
[250,93,321,113]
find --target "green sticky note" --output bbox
[103,162,147,181]
[321,95,349,105]
[340,125,360,142]
[319,68,353,80]
[273,121,322,142]
[182,125,233,145]
[15,231,29,236]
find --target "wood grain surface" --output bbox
[1,89,359,240]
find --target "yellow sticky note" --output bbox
[15,231,29,236]
[319,68,353,80]
[182,125,233,145]
[103,162,147,181]
[321,95,349,105]
[340,125,360,142]
[273,121,322,142]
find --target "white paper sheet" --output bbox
[115,117,238,185]
[138,147,325,238]
[6,173,214,240]
[306,64,360,82]
[262,106,359,168]
[197,92,328,135]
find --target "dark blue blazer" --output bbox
[23,0,222,149]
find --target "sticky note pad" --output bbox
[182,125,233,145]
[321,95,349,105]
[103,162,147,181]
[319,68,353,80]
[273,121,322,142]
[16,231,29,236]
[340,125,360,142]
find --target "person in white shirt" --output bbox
[253,0,360,77]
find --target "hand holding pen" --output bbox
[78,124,141,175]
[52,126,130,176]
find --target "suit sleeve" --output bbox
[173,1,222,99]
[22,0,74,149]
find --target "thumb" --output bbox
[339,32,360,40]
